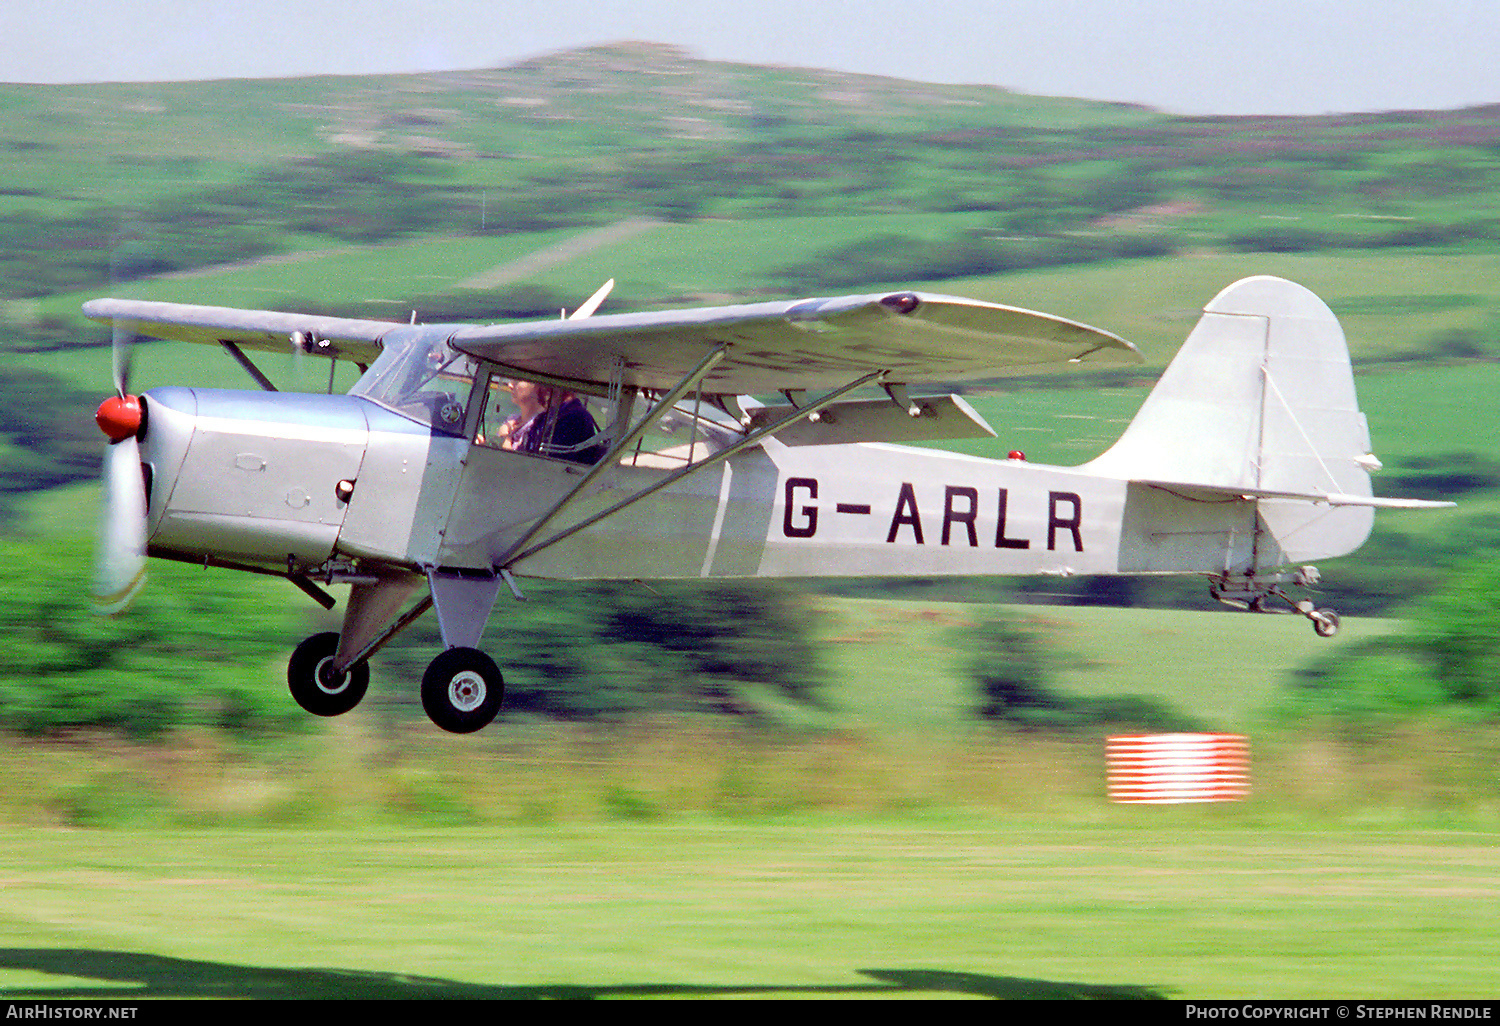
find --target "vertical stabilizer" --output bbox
[1085,276,1376,563]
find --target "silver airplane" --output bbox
[85,275,1449,733]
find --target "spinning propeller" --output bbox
[92,319,147,614]
[567,278,614,320]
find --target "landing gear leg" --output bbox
[421,647,504,734]
[287,631,370,716]
[1211,566,1341,639]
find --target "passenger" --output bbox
[501,380,546,451]
[504,381,605,465]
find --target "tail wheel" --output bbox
[288,631,369,716]
[421,647,504,734]
[1312,609,1341,638]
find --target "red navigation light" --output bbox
[96,395,143,443]
[1007,450,1027,461]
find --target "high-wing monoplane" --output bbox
[85,275,1449,733]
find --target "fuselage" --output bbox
[134,384,1296,585]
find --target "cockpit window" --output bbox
[473,374,608,465]
[351,335,476,436]
[621,402,739,469]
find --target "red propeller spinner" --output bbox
[95,394,142,443]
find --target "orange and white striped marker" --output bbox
[1106,733,1249,803]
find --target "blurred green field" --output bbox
[29,226,1500,358]
[817,598,1400,732]
[950,250,1500,366]
[946,360,1500,469]
[1,820,1496,999]
[29,210,1003,318]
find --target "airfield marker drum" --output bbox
[1105,733,1249,803]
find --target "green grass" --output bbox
[513,211,1003,299]
[0,820,1495,999]
[1356,362,1500,466]
[67,229,580,310]
[34,210,1004,319]
[931,250,1500,367]
[14,332,366,393]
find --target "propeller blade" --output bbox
[111,319,132,399]
[92,434,147,615]
[567,278,615,320]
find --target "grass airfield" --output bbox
[2,819,1496,999]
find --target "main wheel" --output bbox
[421,647,504,734]
[287,632,369,716]
[1312,609,1341,638]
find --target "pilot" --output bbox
[504,380,604,465]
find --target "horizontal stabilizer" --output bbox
[1135,479,1456,509]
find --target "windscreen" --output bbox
[350,333,476,436]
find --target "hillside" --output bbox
[6,40,1500,313]
[0,42,1157,215]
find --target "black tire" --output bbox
[1313,609,1341,638]
[287,631,369,716]
[421,647,504,734]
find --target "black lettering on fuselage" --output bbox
[1047,491,1084,552]
[995,488,1030,550]
[783,477,818,538]
[886,482,924,544]
[779,479,1084,553]
[942,486,979,547]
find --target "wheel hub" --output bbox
[315,657,350,695]
[448,671,486,711]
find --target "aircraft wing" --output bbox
[82,298,393,365]
[448,291,1140,394]
[84,290,1139,394]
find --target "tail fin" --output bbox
[1085,276,1385,563]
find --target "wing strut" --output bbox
[220,341,279,392]
[499,368,885,570]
